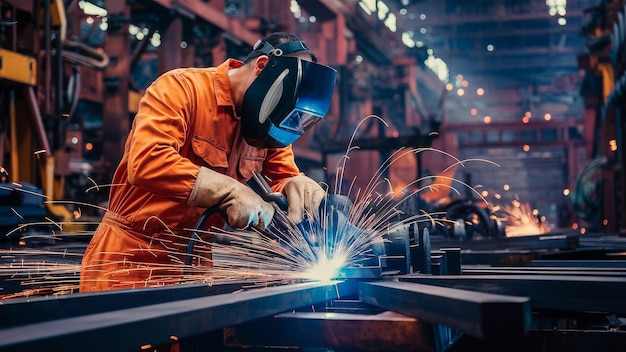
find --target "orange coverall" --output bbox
[79,59,300,292]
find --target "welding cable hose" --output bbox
[185,206,222,266]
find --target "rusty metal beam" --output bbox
[0,281,344,352]
[359,281,530,340]
[149,0,259,46]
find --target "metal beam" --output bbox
[0,281,344,352]
[399,275,626,314]
[0,281,249,328]
[431,233,579,252]
[359,281,530,340]
[149,0,259,46]
[461,267,626,277]
[529,260,626,268]
[224,310,439,352]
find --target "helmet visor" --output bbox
[275,60,335,133]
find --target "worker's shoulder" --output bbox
[162,66,217,80]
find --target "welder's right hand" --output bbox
[188,167,275,230]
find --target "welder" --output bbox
[79,32,336,292]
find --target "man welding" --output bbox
[79,32,336,292]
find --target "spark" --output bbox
[0,116,498,299]
[498,201,550,237]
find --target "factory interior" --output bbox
[1,0,626,351]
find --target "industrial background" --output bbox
[1,0,626,351]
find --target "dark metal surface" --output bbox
[0,281,249,328]
[400,275,626,314]
[224,309,438,352]
[359,281,530,340]
[461,267,626,277]
[432,233,579,252]
[0,281,345,352]
[529,259,626,268]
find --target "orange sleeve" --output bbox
[126,71,200,202]
[263,145,302,191]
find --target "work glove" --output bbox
[282,175,326,224]
[188,167,275,230]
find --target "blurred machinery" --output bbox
[0,0,449,235]
[579,0,626,232]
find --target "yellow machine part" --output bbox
[597,62,614,103]
[38,0,68,42]
[0,49,37,86]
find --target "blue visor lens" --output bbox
[278,109,320,132]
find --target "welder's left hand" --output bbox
[282,175,325,224]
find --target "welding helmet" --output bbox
[241,40,336,148]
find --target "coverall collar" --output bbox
[214,59,244,111]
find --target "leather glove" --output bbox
[282,175,325,224]
[188,167,275,230]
